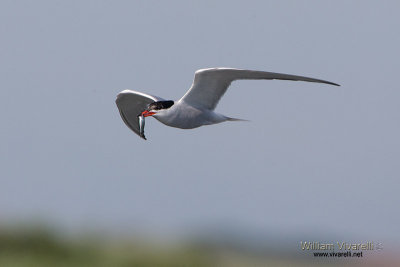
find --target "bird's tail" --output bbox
[225,116,249,122]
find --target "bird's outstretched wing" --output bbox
[115,90,164,139]
[180,68,340,110]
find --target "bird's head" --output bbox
[140,100,174,117]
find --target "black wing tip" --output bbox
[320,80,340,86]
[330,82,341,87]
[329,83,340,87]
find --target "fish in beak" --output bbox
[138,114,146,140]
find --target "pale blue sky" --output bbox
[1,0,399,247]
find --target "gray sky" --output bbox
[1,0,399,246]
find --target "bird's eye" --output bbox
[149,102,161,110]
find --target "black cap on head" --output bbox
[148,100,174,111]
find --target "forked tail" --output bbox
[225,116,249,122]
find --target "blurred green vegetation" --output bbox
[0,225,380,267]
[0,225,214,267]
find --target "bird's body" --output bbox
[116,68,339,139]
[152,99,229,129]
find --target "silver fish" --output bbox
[138,115,146,140]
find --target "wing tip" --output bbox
[326,81,341,87]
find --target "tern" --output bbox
[116,68,339,140]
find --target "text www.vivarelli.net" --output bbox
[300,241,377,258]
[313,251,363,258]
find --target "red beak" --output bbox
[141,110,156,117]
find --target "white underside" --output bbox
[153,100,229,129]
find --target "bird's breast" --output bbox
[154,102,214,129]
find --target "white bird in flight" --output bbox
[116,68,339,140]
